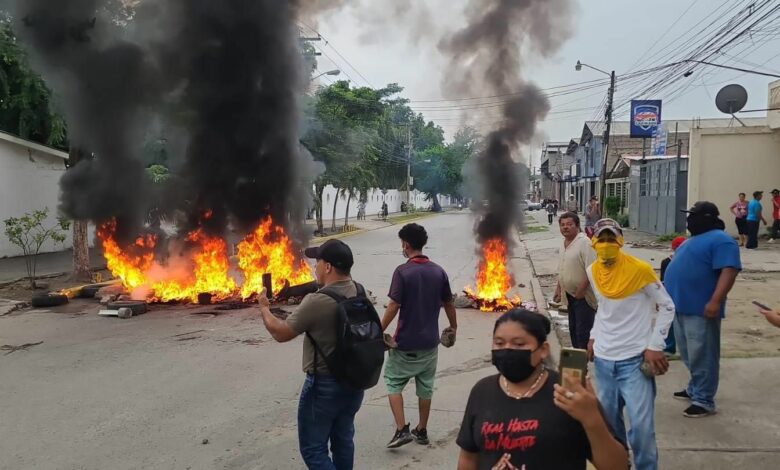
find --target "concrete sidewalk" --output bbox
[521,210,780,469]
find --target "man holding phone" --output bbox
[664,202,741,418]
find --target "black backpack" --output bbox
[306,283,385,391]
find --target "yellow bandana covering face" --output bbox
[591,235,658,299]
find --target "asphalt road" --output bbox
[0,211,535,470]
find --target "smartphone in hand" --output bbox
[559,348,588,386]
[752,300,771,311]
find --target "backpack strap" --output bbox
[318,282,366,301]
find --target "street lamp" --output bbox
[311,69,341,82]
[576,60,616,206]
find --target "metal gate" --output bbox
[637,159,688,235]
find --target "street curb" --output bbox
[310,212,443,244]
[531,276,561,368]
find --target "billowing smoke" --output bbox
[9,0,310,243]
[439,0,574,242]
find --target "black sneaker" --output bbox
[683,404,715,418]
[673,390,691,400]
[387,424,413,448]
[411,427,429,445]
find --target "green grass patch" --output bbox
[524,225,549,234]
[387,212,437,225]
[657,232,686,242]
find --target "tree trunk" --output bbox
[69,146,92,281]
[315,181,325,235]
[431,194,442,213]
[343,190,352,229]
[330,188,341,232]
[72,221,92,281]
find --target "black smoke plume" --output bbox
[9,0,309,243]
[439,0,573,243]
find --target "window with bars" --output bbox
[640,167,648,196]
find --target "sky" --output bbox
[308,0,780,170]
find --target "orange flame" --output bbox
[98,220,156,290]
[98,215,312,303]
[237,217,314,298]
[151,229,236,303]
[466,238,521,312]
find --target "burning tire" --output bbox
[107,300,148,316]
[79,285,102,299]
[31,293,69,308]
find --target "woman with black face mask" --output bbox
[456,309,627,470]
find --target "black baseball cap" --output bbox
[304,239,354,271]
[681,201,720,217]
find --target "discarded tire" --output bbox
[31,293,69,308]
[79,285,102,299]
[117,307,134,319]
[106,300,147,316]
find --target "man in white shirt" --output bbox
[553,212,597,349]
[586,218,674,470]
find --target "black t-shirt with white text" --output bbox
[457,371,597,470]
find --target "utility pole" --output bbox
[599,70,616,205]
[406,126,412,212]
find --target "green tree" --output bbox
[4,208,70,289]
[0,20,66,148]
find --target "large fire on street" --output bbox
[464,238,522,312]
[98,217,313,303]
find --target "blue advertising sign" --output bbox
[652,126,668,156]
[630,100,662,138]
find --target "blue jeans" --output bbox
[664,323,676,354]
[594,355,658,470]
[674,314,721,411]
[298,375,364,469]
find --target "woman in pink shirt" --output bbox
[730,192,749,247]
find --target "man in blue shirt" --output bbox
[664,201,741,417]
[746,191,768,249]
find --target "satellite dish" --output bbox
[715,84,748,114]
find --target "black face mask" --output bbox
[687,215,725,235]
[491,348,539,383]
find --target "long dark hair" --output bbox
[493,309,551,345]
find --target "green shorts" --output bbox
[384,348,438,399]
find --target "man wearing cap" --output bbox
[664,202,741,418]
[258,239,364,469]
[586,218,675,470]
[381,223,457,449]
[746,191,768,249]
[770,189,780,242]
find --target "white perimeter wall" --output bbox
[688,126,780,236]
[319,185,453,221]
[0,140,95,258]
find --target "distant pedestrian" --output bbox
[546,201,556,225]
[381,201,389,221]
[381,223,457,449]
[729,192,749,247]
[587,218,674,470]
[456,309,628,470]
[664,202,741,418]
[746,191,768,249]
[554,212,597,349]
[566,194,578,213]
[584,196,601,238]
[770,189,780,242]
[258,239,366,469]
[660,236,687,354]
